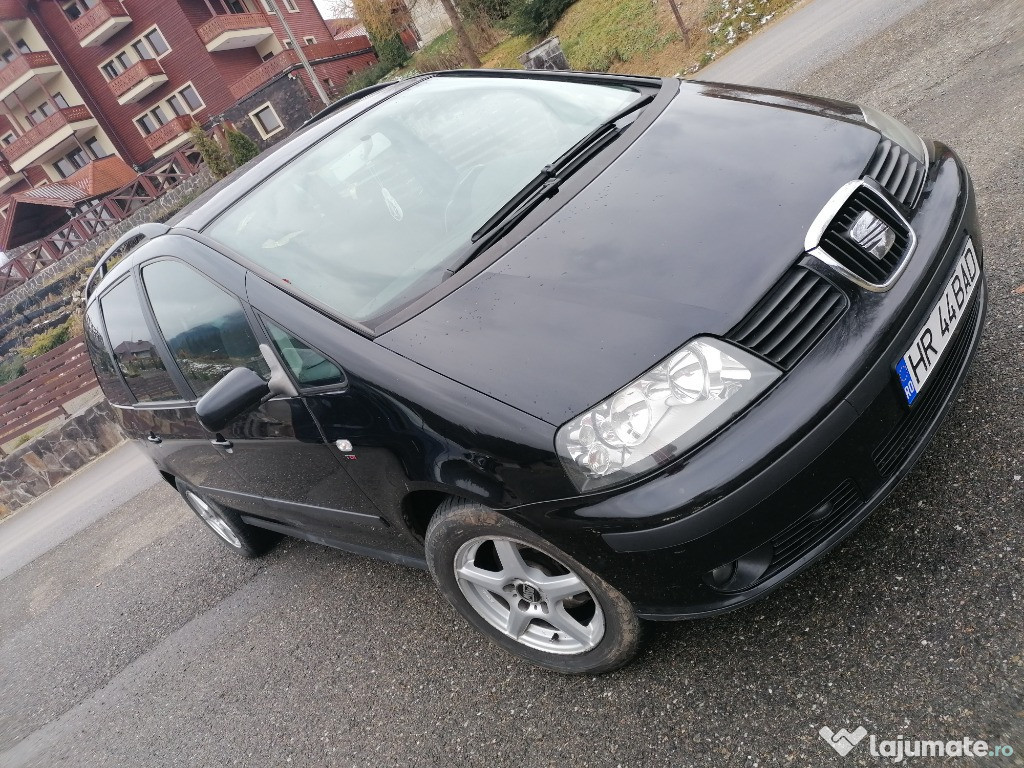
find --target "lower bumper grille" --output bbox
[763,480,862,581]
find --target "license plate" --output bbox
[896,237,980,405]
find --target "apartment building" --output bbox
[0,0,376,238]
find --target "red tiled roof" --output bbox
[66,155,138,198]
[0,157,137,249]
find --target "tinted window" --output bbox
[84,301,133,405]
[99,277,179,403]
[205,77,640,322]
[264,319,345,388]
[143,260,268,397]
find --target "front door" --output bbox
[137,245,397,550]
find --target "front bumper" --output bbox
[527,144,987,619]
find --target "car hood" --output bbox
[379,81,881,426]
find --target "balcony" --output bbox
[2,106,97,172]
[70,0,132,48]
[197,13,273,53]
[109,59,167,105]
[0,0,26,22]
[229,41,361,101]
[0,155,23,192]
[0,51,61,102]
[144,115,194,158]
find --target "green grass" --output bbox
[553,0,675,72]
[481,33,535,69]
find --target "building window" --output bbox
[85,137,107,159]
[100,27,171,81]
[0,39,30,67]
[303,36,316,45]
[0,132,14,146]
[249,103,283,139]
[135,84,204,137]
[261,0,299,12]
[53,92,70,109]
[62,0,98,22]
[283,39,293,49]
[179,84,203,111]
[54,146,90,179]
[143,28,170,57]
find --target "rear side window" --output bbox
[84,301,133,405]
[142,260,268,397]
[264,319,345,389]
[99,277,179,403]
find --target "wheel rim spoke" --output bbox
[548,604,594,646]
[455,564,506,592]
[492,539,531,579]
[536,572,585,602]
[505,605,533,638]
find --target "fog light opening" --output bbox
[704,544,774,593]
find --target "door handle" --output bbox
[147,432,162,444]
[210,436,233,449]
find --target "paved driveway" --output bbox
[2,1,1022,764]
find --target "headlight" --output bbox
[860,105,927,166]
[555,337,780,491]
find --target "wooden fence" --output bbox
[0,147,204,297]
[0,334,99,454]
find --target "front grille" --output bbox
[873,294,981,478]
[763,480,862,580]
[818,186,913,287]
[728,267,848,369]
[864,139,926,208]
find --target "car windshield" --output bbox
[204,76,641,322]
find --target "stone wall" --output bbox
[0,400,125,520]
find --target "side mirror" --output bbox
[195,367,270,433]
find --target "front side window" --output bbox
[205,76,641,323]
[143,260,268,397]
[264,319,344,388]
[99,277,179,402]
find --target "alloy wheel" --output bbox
[453,536,605,654]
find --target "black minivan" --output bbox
[84,71,985,673]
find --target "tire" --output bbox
[175,479,280,558]
[425,498,641,674]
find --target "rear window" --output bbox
[84,302,133,406]
[204,76,640,322]
[99,277,179,403]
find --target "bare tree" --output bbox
[435,0,481,67]
[665,0,692,46]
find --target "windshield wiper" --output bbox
[445,93,654,276]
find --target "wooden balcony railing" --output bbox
[0,51,58,97]
[70,0,131,44]
[229,40,371,101]
[144,115,194,152]
[197,12,270,46]
[108,58,165,100]
[2,105,93,163]
[0,0,26,21]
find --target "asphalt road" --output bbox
[2,1,1022,765]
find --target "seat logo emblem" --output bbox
[846,211,895,260]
